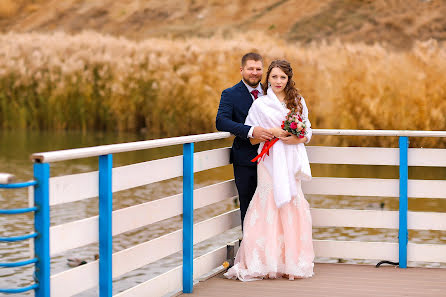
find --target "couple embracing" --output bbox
[216,53,314,281]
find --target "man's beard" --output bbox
[243,76,262,88]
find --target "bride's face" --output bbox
[269,67,288,95]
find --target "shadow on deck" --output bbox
[182,263,446,297]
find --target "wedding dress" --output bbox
[224,88,314,281]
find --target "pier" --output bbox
[185,263,446,297]
[1,129,445,296]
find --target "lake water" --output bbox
[1,130,445,296]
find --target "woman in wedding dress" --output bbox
[224,60,314,281]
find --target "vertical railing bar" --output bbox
[398,136,409,268]
[99,154,113,296]
[33,163,50,297]
[182,143,194,293]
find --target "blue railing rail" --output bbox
[2,130,445,296]
[0,176,39,295]
[311,130,443,268]
[29,132,230,297]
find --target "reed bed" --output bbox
[0,31,445,147]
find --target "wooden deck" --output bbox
[182,263,446,297]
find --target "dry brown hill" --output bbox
[1,0,446,49]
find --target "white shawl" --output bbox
[245,88,312,208]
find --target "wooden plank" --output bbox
[312,209,446,231]
[112,193,182,237]
[408,180,446,199]
[115,265,183,297]
[194,180,237,209]
[49,155,182,206]
[114,180,237,236]
[52,230,183,296]
[302,177,399,197]
[306,147,446,167]
[112,156,182,192]
[408,243,446,263]
[51,260,98,297]
[303,178,446,199]
[408,211,446,231]
[113,230,182,278]
[314,240,398,261]
[194,209,240,245]
[49,158,183,205]
[113,209,239,278]
[49,171,98,206]
[311,209,398,229]
[194,148,230,172]
[307,147,398,165]
[408,148,446,167]
[49,150,234,206]
[185,263,446,297]
[312,129,446,138]
[50,216,98,256]
[114,243,235,297]
[52,210,240,285]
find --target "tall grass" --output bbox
[0,0,18,18]
[0,31,445,147]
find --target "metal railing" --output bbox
[31,132,229,297]
[0,177,39,295]
[1,129,445,296]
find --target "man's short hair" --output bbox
[241,52,263,67]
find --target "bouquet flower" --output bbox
[251,109,307,163]
[281,109,307,138]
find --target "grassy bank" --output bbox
[0,32,445,147]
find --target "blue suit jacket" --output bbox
[216,81,259,167]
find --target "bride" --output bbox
[224,59,314,281]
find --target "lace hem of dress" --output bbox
[224,262,314,282]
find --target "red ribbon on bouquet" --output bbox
[251,138,279,163]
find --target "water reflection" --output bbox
[0,130,445,295]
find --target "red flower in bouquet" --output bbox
[282,109,307,138]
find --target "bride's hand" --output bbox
[268,127,290,138]
[279,134,307,145]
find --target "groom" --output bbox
[216,52,273,229]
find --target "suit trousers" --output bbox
[233,164,258,231]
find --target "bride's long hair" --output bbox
[262,60,303,114]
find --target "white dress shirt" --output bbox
[242,80,263,138]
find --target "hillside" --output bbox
[1,0,446,49]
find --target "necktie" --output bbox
[251,89,259,100]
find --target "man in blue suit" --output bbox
[216,53,273,229]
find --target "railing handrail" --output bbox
[0,173,15,184]
[31,132,231,163]
[30,129,446,163]
[313,129,446,137]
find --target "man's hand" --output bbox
[279,135,307,145]
[252,126,274,141]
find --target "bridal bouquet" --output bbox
[251,109,307,163]
[281,109,306,138]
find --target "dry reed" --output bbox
[0,0,18,18]
[0,31,445,147]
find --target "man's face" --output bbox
[240,60,263,88]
